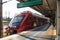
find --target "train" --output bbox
[5,11,50,35]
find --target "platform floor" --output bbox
[0,23,56,40]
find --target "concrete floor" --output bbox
[0,23,56,40]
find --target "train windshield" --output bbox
[9,15,24,28]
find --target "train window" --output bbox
[9,15,25,28]
[29,16,33,20]
[29,16,32,19]
[33,22,37,27]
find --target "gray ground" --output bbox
[1,23,56,40]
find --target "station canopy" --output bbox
[17,0,57,19]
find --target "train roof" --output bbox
[31,13,49,20]
[16,11,50,20]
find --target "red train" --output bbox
[5,11,49,35]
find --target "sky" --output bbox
[2,0,43,18]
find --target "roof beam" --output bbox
[45,0,51,9]
[31,6,42,12]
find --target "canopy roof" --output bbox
[17,0,57,19]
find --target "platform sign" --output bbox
[17,0,43,8]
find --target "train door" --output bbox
[25,16,34,30]
[32,17,37,28]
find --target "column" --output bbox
[0,0,3,38]
[55,0,60,40]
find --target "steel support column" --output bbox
[55,0,60,40]
[0,0,3,38]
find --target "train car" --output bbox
[5,11,50,35]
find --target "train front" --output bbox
[4,15,24,36]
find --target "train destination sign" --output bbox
[17,0,43,8]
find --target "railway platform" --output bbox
[0,23,56,40]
